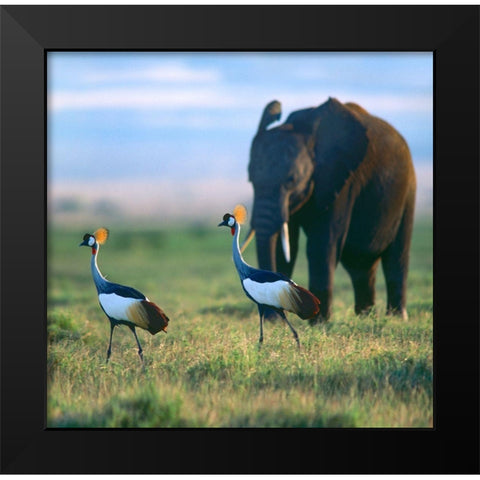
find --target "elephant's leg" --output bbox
[382,248,409,319]
[306,233,337,323]
[344,259,380,315]
[381,202,415,320]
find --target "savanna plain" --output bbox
[48,217,433,428]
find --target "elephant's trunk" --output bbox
[255,232,280,272]
[251,194,291,271]
[241,224,290,263]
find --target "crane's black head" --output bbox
[79,233,96,247]
[79,228,109,253]
[218,213,236,235]
[218,213,235,227]
[218,205,247,236]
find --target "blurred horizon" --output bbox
[48,52,433,227]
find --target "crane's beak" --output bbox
[218,220,227,227]
[79,239,88,247]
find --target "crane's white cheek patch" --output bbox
[99,293,138,322]
[242,278,297,310]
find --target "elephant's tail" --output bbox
[257,100,282,132]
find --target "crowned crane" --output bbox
[218,205,320,348]
[79,228,169,363]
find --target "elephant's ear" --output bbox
[257,100,282,132]
[311,98,369,209]
[285,107,318,136]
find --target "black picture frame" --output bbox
[1,5,478,474]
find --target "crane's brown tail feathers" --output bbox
[127,300,170,334]
[286,284,321,320]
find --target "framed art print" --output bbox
[1,5,478,474]
[46,50,434,428]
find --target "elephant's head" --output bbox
[247,98,368,273]
[247,101,315,271]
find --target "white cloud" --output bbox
[83,64,221,84]
[49,84,432,119]
[48,87,238,112]
[278,91,432,116]
[135,111,258,131]
[294,65,432,90]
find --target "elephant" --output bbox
[244,97,416,322]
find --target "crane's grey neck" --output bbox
[232,223,254,280]
[90,245,108,293]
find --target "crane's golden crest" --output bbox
[233,204,247,225]
[94,227,109,245]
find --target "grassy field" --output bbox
[47,218,432,428]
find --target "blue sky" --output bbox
[47,52,432,221]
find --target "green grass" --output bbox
[47,218,433,428]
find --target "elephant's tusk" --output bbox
[240,228,256,253]
[281,222,291,263]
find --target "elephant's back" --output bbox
[344,102,369,116]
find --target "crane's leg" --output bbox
[279,311,300,349]
[106,322,115,363]
[129,325,144,363]
[257,305,265,346]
